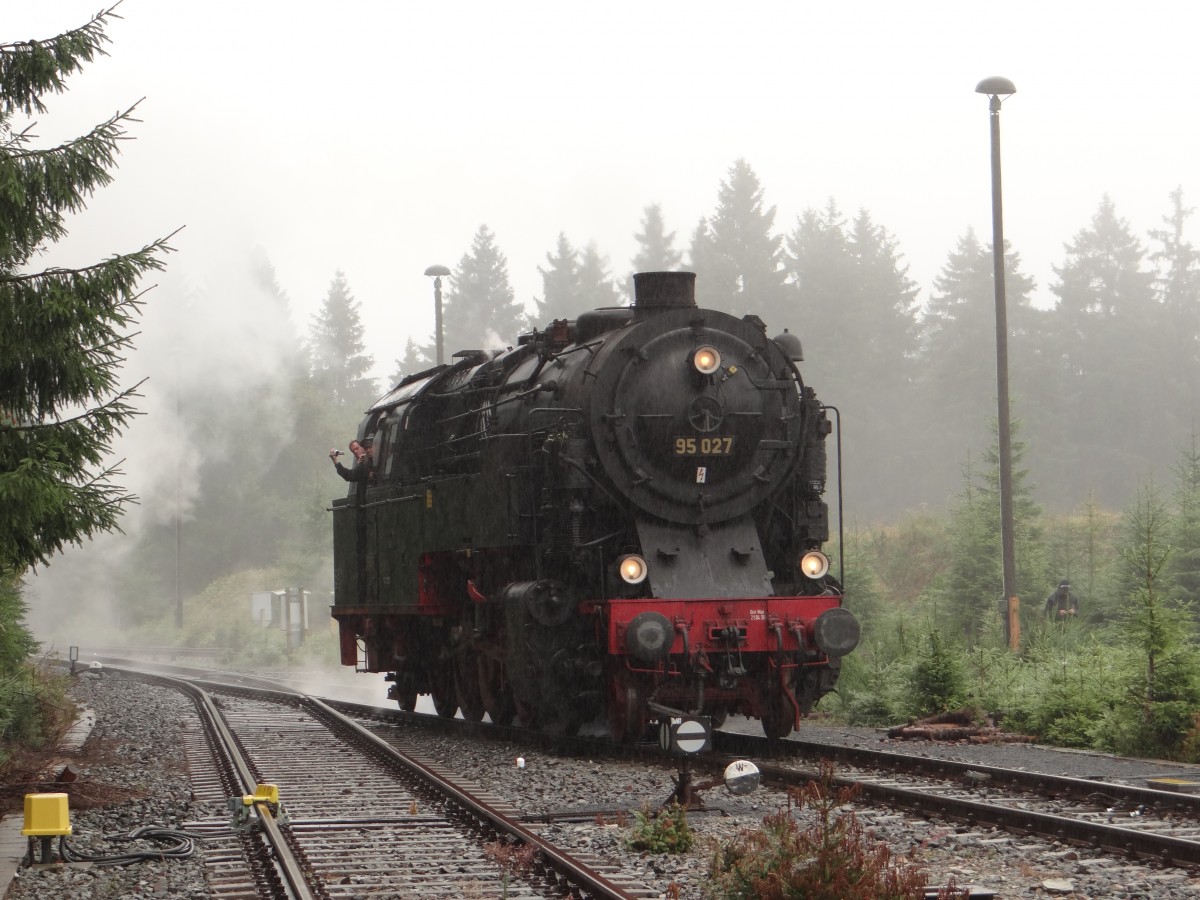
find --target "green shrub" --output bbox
[625,801,694,854]
[904,630,966,717]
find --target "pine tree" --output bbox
[306,270,377,413]
[631,203,682,273]
[1148,188,1200,422]
[441,225,525,354]
[533,232,580,325]
[783,199,852,356]
[391,337,432,386]
[0,7,173,578]
[844,210,920,384]
[917,229,1040,505]
[783,201,922,516]
[688,159,789,321]
[1047,196,1159,506]
[575,242,621,310]
[941,451,1001,639]
[1167,437,1200,608]
[1098,483,1200,758]
[940,421,1044,640]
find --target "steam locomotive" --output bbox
[330,271,858,740]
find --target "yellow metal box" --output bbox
[21,793,72,836]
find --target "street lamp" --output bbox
[975,76,1019,650]
[424,264,451,365]
[171,346,183,629]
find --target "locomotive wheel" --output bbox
[454,656,485,722]
[430,664,458,718]
[431,689,458,718]
[389,671,419,712]
[478,656,516,727]
[607,672,645,744]
[760,698,795,740]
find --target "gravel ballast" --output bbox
[7,672,1200,899]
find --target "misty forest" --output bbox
[5,9,1200,763]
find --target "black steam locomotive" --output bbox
[331,271,858,740]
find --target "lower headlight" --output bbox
[799,550,830,579]
[618,554,649,585]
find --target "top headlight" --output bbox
[693,346,721,375]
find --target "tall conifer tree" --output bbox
[576,242,621,310]
[1048,196,1158,505]
[918,229,1039,504]
[0,7,172,577]
[688,159,789,320]
[783,201,922,515]
[533,232,581,325]
[441,225,524,354]
[631,203,682,273]
[391,337,432,386]
[1167,437,1200,609]
[306,270,377,413]
[1148,188,1200,424]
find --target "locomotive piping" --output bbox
[822,404,845,587]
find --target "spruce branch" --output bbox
[0,4,123,116]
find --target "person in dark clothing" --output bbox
[330,438,373,482]
[1045,580,1077,618]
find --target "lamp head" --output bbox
[424,264,450,278]
[975,76,1016,98]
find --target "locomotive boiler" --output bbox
[330,271,858,740]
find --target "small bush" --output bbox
[706,762,963,900]
[625,801,694,854]
[0,663,73,777]
[482,839,537,898]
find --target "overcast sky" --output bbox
[9,1,1198,385]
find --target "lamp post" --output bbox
[975,76,1019,651]
[424,264,451,365]
[172,347,182,629]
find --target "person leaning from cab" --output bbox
[329,436,374,483]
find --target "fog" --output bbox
[11,1,1199,640]
[11,0,1198,365]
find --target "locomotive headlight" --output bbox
[618,554,649,585]
[799,550,830,580]
[692,345,722,375]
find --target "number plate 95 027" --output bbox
[673,436,734,456]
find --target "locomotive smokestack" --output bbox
[633,271,696,315]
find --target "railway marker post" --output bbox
[658,716,712,809]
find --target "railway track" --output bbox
[155,673,651,899]
[71,658,1200,893]
[713,729,1200,870]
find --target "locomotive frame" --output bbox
[330,271,858,740]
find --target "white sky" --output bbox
[8,1,1199,384]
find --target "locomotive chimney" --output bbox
[633,271,696,316]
